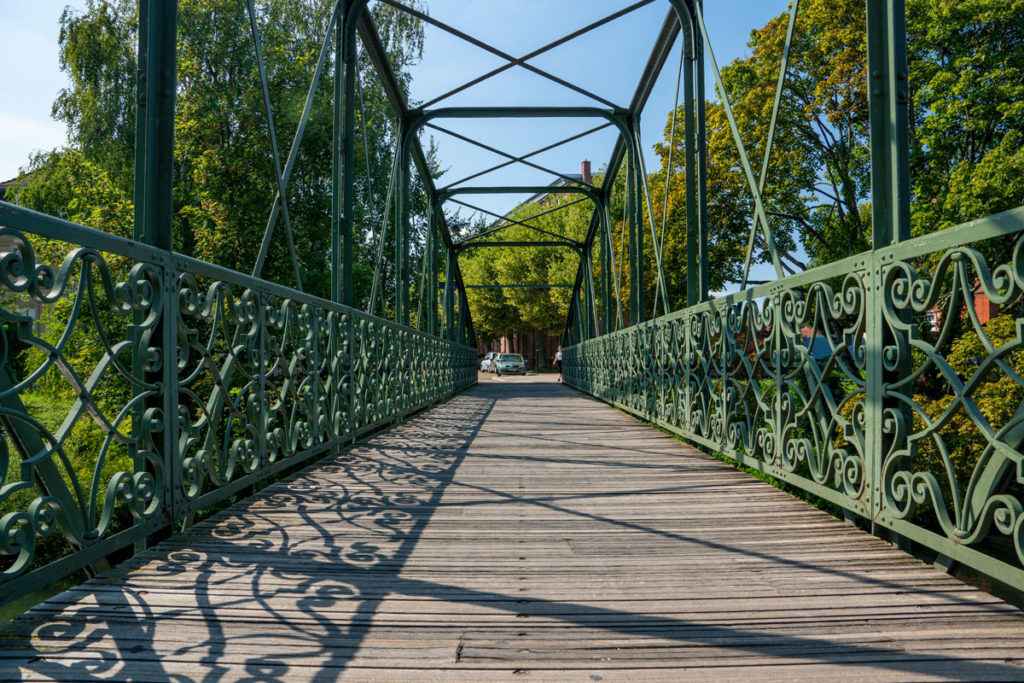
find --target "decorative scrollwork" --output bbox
[567,269,869,518]
[0,229,164,583]
[0,222,475,590]
[567,227,1024,581]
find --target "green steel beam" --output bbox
[867,0,911,246]
[684,12,699,307]
[461,284,574,289]
[252,5,342,286]
[451,197,585,243]
[247,0,302,291]
[865,0,912,532]
[418,0,657,109]
[396,122,411,325]
[692,1,784,280]
[739,0,799,290]
[133,0,178,556]
[377,0,621,108]
[426,122,595,189]
[441,123,613,190]
[455,241,582,251]
[356,11,475,336]
[438,185,600,200]
[333,0,364,305]
[134,0,177,251]
[561,5,688,337]
[694,0,709,302]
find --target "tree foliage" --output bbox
[15,0,427,307]
[459,191,591,342]
[707,0,1024,269]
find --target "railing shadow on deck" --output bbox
[0,392,496,680]
[2,381,1023,680]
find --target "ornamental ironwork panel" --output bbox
[565,213,1024,589]
[0,207,476,602]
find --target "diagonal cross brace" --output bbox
[251,3,342,284]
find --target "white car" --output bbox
[480,352,496,372]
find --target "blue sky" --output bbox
[1,1,791,285]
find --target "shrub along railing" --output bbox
[0,202,477,603]
[565,208,1024,591]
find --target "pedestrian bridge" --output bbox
[4,375,1024,680]
[3,0,1024,679]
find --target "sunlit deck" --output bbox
[2,375,1024,681]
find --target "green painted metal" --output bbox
[332,0,361,306]
[5,0,1024,611]
[247,0,301,292]
[739,0,799,290]
[683,12,699,308]
[559,0,1024,597]
[461,284,574,289]
[692,1,784,280]
[0,201,478,604]
[440,123,613,190]
[368,136,400,317]
[395,122,411,326]
[631,123,670,317]
[451,200,578,244]
[456,241,582,251]
[0,0,477,606]
[251,3,342,287]
[562,206,1024,591]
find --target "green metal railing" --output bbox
[565,208,1024,590]
[0,0,484,605]
[0,202,476,603]
[562,0,1024,592]
[4,0,1023,609]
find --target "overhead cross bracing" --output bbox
[348,0,722,337]
[3,1,1024,674]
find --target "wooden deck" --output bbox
[3,374,1024,681]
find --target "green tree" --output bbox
[699,0,1024,270]
[16,0,427,306]
[459,189,592,342]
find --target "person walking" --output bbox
[555,346,563,383]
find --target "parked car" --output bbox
[494,353,526,376]
[480,352,496,372]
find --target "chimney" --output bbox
[581,159,591,185]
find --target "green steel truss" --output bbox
[0,0,479,604]
[558,0,1024,594]
[1,0,1024,603]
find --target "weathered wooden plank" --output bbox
[1,374,1023,680]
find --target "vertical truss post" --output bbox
[444,248,455,340]
[581,248,591,340]
[683,13,698,308]
[134,0,178,544]
[626,117,644,325]
[599,193,612,335]
[456,288,466,344]
[682,5,708,308]
[135,0,177,252]
[573,290,585,345]
[865,0,911,532]
[332,1,360,305]
[695,0,709,302]
[867,0,911,247]
[396,122,411,326]
[426,200,437,335]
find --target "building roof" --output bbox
[0,175,28,200]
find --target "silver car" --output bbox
[494,353,525,376]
